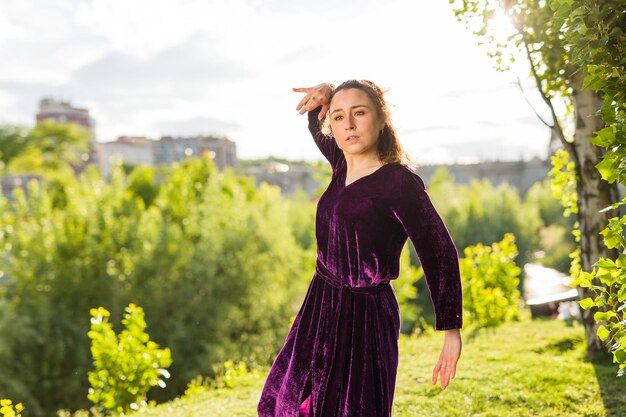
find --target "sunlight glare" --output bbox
[489,11,516,44]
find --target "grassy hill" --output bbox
[126,317,625,417]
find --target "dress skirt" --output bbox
[257,263,401,417]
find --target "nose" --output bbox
[344,114,355,130]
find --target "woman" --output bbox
[257,80,463,417]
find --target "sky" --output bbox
[0,0,556,165]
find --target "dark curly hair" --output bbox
[321,79,415,168]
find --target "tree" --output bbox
[554,0,626,377]
[2,120,90,175]
[0,125,30,174]
[449,0,622,356]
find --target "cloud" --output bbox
[513,115,549,126]
[0,29,249,136]
[249,0,387,14]
[438,83,514,99]
[398,119,508,136]
[399,125,461,135]
[73,31,248,94]
[274,46,328,66]
[408,136,545,163]
[154,116,242,137]
[0,81,48,125]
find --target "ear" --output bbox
[375,112,386,132]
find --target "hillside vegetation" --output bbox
[125,317,624,417]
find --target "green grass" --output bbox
[128,317,625,417]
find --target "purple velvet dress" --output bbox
[257,105,463,417]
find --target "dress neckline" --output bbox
[342,162,393,189]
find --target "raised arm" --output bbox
[391,169,463,331]
[307,105,344,172]
[293,83,344,173]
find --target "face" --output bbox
[329,88,385,155]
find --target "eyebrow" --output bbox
[330,104,371,115]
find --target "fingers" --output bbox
[293,86,329,115]
[299,96,324,115]
[296,94,312,112]
[432,362,457,390]
[294,87,313,112]
[440,368,451,390]
[432,331,461,390]
[299,98,317,115]
[319,103,329,120]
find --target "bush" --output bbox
[460,233,522,327]
[87,303,172,415]
[425,167,541,270]
[0,400,24,417]
[183,360,262,398]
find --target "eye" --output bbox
[333,115,344,121]
[355,110,365,116]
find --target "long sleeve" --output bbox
[308,105,344,172]
[391,169,463,330]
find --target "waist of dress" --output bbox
[314,263,391,294]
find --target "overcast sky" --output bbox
[0,0,555,164]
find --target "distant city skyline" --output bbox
[0,0,557,164]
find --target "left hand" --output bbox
[431,328,461,390]
[292,83,333,120]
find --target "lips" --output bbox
[346,135,359,142]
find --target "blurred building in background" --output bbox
[96,134,238,178]
[153,135,237,169]
[36,97,97,168]
[34,98,239,179]
[1,97,576,200]
[96,136,155,178]
[36,97,95,135]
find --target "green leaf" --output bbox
[615,349,626,363]
[548,0,560,11]
[595,155,620,182]
[589,127,615,147]
[572,270,593,287]
[596,269,617,285]
[579,297,595,309]
[603,227,625,248]
[596,258,618,269]
[594,311,617,321]
[583,74,602,90]
[597,324,610,341]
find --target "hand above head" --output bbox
[431,328,462,391]
[292,83,334,120]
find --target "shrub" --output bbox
[0,400,24,417]
[87,303,172,415]
[460,233,522,327]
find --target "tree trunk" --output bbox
[571,71,619,355]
